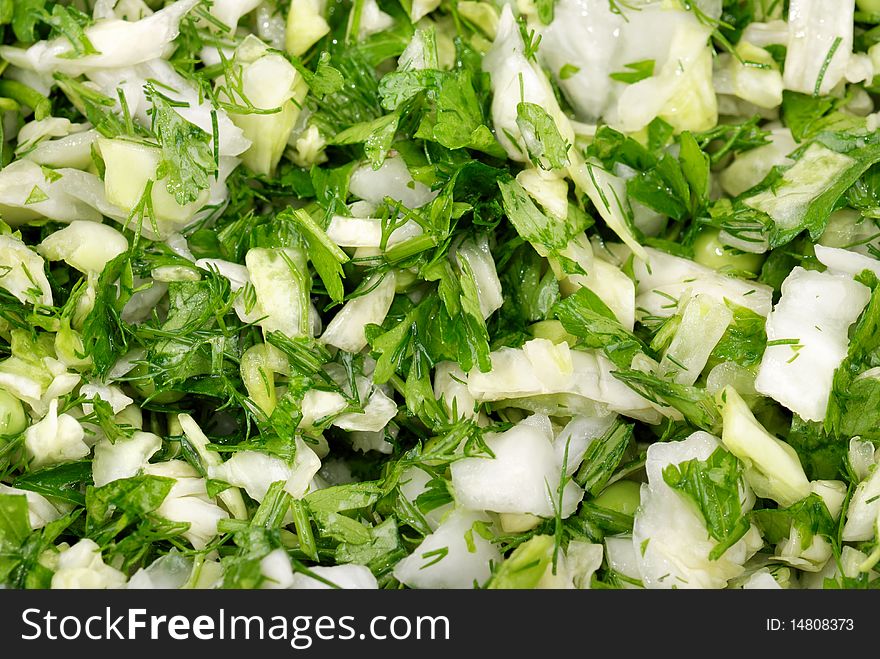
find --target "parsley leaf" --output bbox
[146,82,217,206]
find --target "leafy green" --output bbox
[515,102,570,169]
[781,91,863,142]
[332,112,400,169]
[487,534,555,589]
[553,288,647,369]
[287,208,349,303]
[752,493,836,548]
[574,421,634,496]
[663,446,750,560]
[13,461,92,506]
[498,178,587,250]
[146,82,218,206]
[706,303,767,370]
[826,272,880,441]
[0,494,78,588]
[613,369,722,433]
[609,59,655,84]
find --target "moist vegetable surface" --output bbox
[1,0,880,590]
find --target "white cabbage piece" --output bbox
[536,0,625,122]
[0,160,104,226]
[0,484,68,530]
[741,570,782,589]
[775,479,847,572]
[217,36,307,175]
[456,234,503,320]
[398,465,452,531]
[604,535,643,589]
[559,234,636,330]
[755,267,870,422]
[451,414,584,518]
[538,0,714,132]
[706,361,758,398]
[24,127,99,170]
[801,545,878,588]
[349,157,437,208]
[92,431,163,487]
[457,1,498,39]
[433,361,478,420]
[286,0,331,56]
[719,126,796,197]
[482,5,573,162]
[79,381,134,415]
[516,168,569,220]
[127,552,193,589]
[340,0,384,40]
[332,388,398,433]
[720,386,812,507]
[410,0,441,22]
[245,247,311,338]
[842,460,880,542]
[37,221,128,274]
[565,541,604,589]
[744,144,855,234]
[398,27,440,71]
[321,273,396,352]
[716,42,784,109]
[818,209,880,256]
[210,0,261,31]
[253,2,286,49]
[99,137,210,235]
[0,346,80,417]
[349,429,394,454]
[300,389,348,428]
[92,0,154,21]
[567,160,646,261]
[89,58,250,158]
[51,539,128,589]
[258,548,296,589]
[325,215,423,248]
[144,461,230,549]
[392,508,501,588]
[467,338,660,422]
[177,413,248,520]
[632,431,759,589]
[291,564,379,589]
[553,414,617,477]
[784,0,854,96]
[658,294,734,386]
[632,246,773,320]
[814,245,880,279]
[207,441,321,502]
[849,437,877,483]
[0,0,199,76]
[121,280,168,324]
[613,13,716,133]
[15,117,86,155]
[0,232,53,306]
[24,399,89,469]
[196,258,250,290]
[743,20,789,47]
[291,123,328,168]
[352,0,394,39]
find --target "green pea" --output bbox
[692,228,765,275]
[528,320,578,346]
[128,363,186,404]
[857,0,880,13]
[0,390,27,436]
[593,480,642,516]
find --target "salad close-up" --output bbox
[1,0,879,591]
